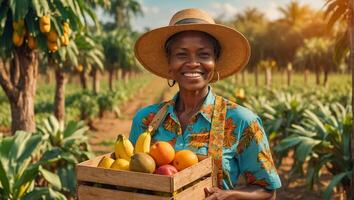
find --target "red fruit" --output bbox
[154,164,178,176]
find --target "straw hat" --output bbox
[134,8,250,81]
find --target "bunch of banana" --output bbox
[134,131,151,154]
[115,134,134,160]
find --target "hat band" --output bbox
[174,18,209,25]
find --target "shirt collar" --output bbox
[166,86,215,124]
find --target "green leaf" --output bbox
[0,161,10,197]
[0,4,9,36]
[10,0,30,20]
[31,0,50,17]
[274,135,303,152]
[295,138,321,162]
[58,164,76,194]
[323,171,351,200]
[39,167,62,189]
[23,187,66,200]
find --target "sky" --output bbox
[98,0,325,32]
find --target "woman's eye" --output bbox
[175,52,187,58]
[199,52,211,58]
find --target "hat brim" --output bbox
[134,23,251,81]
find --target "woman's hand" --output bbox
[204,187,233,200]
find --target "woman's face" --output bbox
[168,31,216,91]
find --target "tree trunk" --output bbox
[349,0,354,198]
[54,66,66,123]
[287,63,292,86]
[265,68,272,86]
[0,47,38,134]
[304,69,309,86]
[254,67,258,86]
[323,70,329,86]
[109,69,115,91]
[241,70,247,85]
[92,68,100,94]
[79,71,87,90]
[315,69,320,85]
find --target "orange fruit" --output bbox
[173,150,198,171]
[47,30,58,42]
[47,41,58,52]
[40,16,51,33]
[12,32,24,46]
[150,141,175,166]
[28,36,37,49]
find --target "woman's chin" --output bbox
[178,81,208,92]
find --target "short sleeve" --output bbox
[235,117,281,190]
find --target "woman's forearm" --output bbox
[228,185,275,200]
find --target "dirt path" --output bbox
[89,76,178,153]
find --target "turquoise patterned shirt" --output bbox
[129,87,281,190]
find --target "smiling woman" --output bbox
[130,8,281,200]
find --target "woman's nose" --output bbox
[186,55,200,67]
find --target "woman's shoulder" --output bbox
[132,101,168,122]
[222,97,259,123]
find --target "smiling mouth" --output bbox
[182,72,204,78]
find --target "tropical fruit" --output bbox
[173,150,198,171]
[28,36,37,49]
[111,158,130,171]
[12,32,24,46]
[60,35,69,46]
[12,19,25,31]
[63,22,71,35]
[150,141,175,166]
[134,131,151,154]
[47,41,58,52]
[47,30,58,42]
[115,134,134,160]
[129,153,156,173]
[154,164,178,176]
[40,15,51,33]
[97,156,115,168]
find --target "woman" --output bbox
[129,8,281,199]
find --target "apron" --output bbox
[148,96,227,188]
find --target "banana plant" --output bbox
[37,116,94,197]
[274,102,352,200]
[0,131,65,199]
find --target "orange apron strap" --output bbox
[148,101,172,136]
[208,95,227,188]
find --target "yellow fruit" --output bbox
[134,131,151,154]
[111,158,130,170]
[60,35,69,46]
[40,15,51,33]
[47,30,58,42]
[12,32,24,46]
[28,36,37,49]
[97,157,115,168]
[76,64,84,72]
[47,41,58,52]
[12,19,25,31]
[63,22,71,35]
[129,153,156,173]
[115,134,134,160]
[235,88,245,99]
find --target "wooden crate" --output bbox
[76,153,214,200]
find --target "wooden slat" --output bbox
[174,177,212,200]
[77,165,173,192]
[172,157,212,191]
[78,185,169,200]
[78,153,113,167]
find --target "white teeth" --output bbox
[183,72,202,77]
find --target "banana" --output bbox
[134,131,151,154]
[115,134,134,160]
[111,158,130,171]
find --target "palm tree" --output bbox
[278,0,313,28]
[233,7,268,86]
[324,0,352,197]
[109,0,143,28]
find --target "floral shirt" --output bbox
[129,87,281,190]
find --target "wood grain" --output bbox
[174,177,212,200]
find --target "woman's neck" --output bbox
[176,86,209,113]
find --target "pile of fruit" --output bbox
[97,131,199,176]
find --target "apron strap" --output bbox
[148,101,172,136]
[208,95,227,188]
